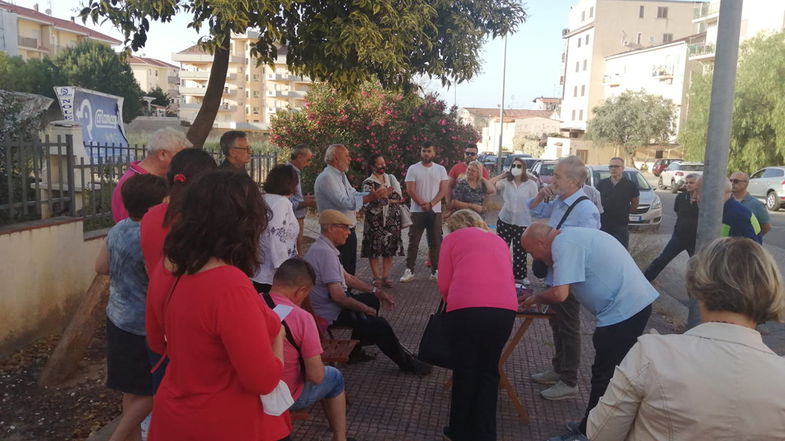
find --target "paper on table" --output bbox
[272,304,293,322]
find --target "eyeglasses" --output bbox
[331,224,350,230]
[512,164,523,169]
[608,165,623,168]
[730,179,748,184]
[464,151,477,156]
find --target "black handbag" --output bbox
[417,301,452,369]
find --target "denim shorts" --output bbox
[290,366,345,410]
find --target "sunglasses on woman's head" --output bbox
[512,164,523,169]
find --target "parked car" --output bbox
[652,158,680,177]
[530,160,557,189]
[748,166,785,211]
[586,165,662,229]
[525,158,544,173]
[481,154,498,171]
[658,161,704,193]
[502,153,532,170]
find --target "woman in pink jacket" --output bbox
[438,209,518,441]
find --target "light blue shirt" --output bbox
[528,189,601,229]
[288,162,307,219]
[549,227,659,327]
[314,165,364,223]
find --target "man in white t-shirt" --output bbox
[400,141,449,282]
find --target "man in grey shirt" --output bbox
[314,144,389,274]
[305,210,431,376]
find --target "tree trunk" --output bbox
[186,34,231,148]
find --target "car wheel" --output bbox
[670,179,678,193]
[766,191,781,211]
[657,177,664,190]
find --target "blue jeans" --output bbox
[643,233,695,281]
[290,366,345,411]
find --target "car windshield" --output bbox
[539,163,556,176]
[679,164,703,171]
[593,171,651,190]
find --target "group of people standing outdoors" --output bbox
[96,126,785,441]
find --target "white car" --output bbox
[658,162,704,193]
[586,165,662,229]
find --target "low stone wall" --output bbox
[0,217,105,357]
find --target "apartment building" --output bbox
[0,1,119,60]
[559,0,697,136]
[172,31,311,131]
[690,0,785,63]
[129,56,179,111]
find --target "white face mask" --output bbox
[510,167,523,177]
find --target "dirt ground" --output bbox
[0,322,119,441]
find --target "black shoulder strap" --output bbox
[262,292,306,375]
[557,195,590,230]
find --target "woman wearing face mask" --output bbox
[490,158,539,284]
[361,153,404,288]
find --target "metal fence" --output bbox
[0,135,278,231]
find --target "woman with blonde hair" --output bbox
[438,209,518,441]
[451,161,494,214]
[588,237,785,441]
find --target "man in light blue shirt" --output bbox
[521,224,658,441]
[314,144,389,274]
[526,155,600,403]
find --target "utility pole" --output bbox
[688,0,744,328]
[496,35,508,172]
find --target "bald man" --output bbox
[730,171,771,238]
[520,223,658,441]
[694,177,761,244]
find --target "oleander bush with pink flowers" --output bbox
[271,83,478,191]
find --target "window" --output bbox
[245,91,249,98]
[155,71,158,77]
[663,33,673,43]
[582,10,585,21]
[581,85,585,96]
[751,170,765,179]
[578,38,582,48]
[253,90,260,98]
[589,7,594,18]
[583,60,588,71]
[573,86,578,97]
[576,61,580,72]
[579,110,584,120]
[572,110,576,120]
[586,35,590,45]
[253,107,259,114]
[639,6,644,18]
[657,7,668,18]
[636,33,643,45]
[764,168,785,178]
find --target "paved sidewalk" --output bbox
[294,215,677,441]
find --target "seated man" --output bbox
[305,210,432,376]
[266,258,356,441]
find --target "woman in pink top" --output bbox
[437,209,517,441]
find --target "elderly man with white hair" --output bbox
[314,143,390,274]
[111,127,190,222]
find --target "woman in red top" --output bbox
[146,170,289,441]
[140,148,217,272]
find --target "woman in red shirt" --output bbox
[146,170,289,441]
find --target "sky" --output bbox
[14,0,575,110]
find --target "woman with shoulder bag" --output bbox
[360,153,404,288]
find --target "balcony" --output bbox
[179,86,208,96]
[228,55,246,64]
[223,89,238,97]
[266,73,288,81]
[179,70,211,80]
[688,43,715,61]
[180,103,202,110]
[217,103,238,112]
[288,90,307,98]
[693,2,720,22]
[172,52,214,63]
[167,75,179,85]
[267,89,288,97]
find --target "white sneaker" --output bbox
[429,270,438,281]
[540,381,578,401]
[530,369,561,385]
[400,268,415,283]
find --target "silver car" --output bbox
[748,166,785,211]
[586,165,663,229]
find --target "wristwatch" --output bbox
[372,286,379,294]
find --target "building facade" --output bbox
[0,1,119,60]
[129,56,180,112]
[173,31,311,131]
[560,0,697,136]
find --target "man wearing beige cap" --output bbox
[304,210,432,376]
